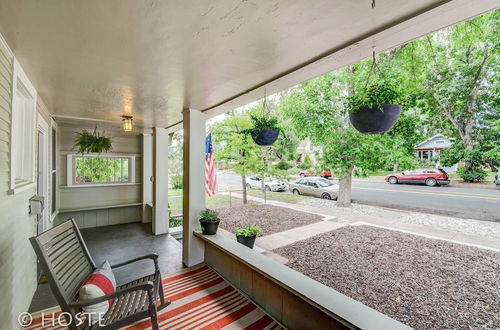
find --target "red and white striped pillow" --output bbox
[79,260,116,323]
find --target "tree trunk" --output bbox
[337,167,354,207]
[393,163,399,174]
[241,175,247,204]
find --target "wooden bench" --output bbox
[30,219,169,329]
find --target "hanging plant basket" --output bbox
[349,104,401,134]
[344,51,403,134]
[246,115,280,146]
[73,129,112,154]
[251,129,280,146]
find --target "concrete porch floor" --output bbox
[28,222,183,312]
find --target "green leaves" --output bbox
[344,82,401,113]
[73,129,112,154]
[235,225,262,237]
[200,208,219,221]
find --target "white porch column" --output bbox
[182,109,206,267]
[153,127,169,235]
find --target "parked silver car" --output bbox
[288,177,339,200]
[246,175,287,192]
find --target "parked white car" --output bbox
[246,176,287,192]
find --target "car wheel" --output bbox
[246,183,251,188]
[265,185,271,191]
[425,178,437,187]
[292,189,300,195]
[388,176,398,184]
[321,193,332,200]
[299,173,305,178]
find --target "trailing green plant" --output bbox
[73,129,112,154]
[200,208,219,222]
[344,82,401,113]
[235,225,262,237]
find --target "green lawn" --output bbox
[246,189,310,204]
[169,193,248,215]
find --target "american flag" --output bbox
[205,133,218,197]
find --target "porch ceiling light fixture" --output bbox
[122,115,133,132]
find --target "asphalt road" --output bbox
[218,171,500,222]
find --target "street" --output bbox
[218,171,500,221]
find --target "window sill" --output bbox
[8,181,36,195]
[60,183,141,189]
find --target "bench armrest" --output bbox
[110,253,159,272]
[69,281,155,309]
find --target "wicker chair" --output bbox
[30,219,169,330]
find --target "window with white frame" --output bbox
[10,59,37,193]
[67,154,135,186]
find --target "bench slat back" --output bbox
[30,219,96,310]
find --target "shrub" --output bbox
[235,225,262,237]
[171,175,183,189]
[200,208,219,222]
[297,162,311,170]
[275,161,291,171]
[303,155,312,165]
[169,216,182,228]
[457,166,487,182]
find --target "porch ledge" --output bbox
[194,231,411,330]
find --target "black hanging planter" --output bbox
[251,129,280,146]
[349,104,401,134]
[199,219,220,235]
[236,234,257,249]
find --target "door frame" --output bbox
[37,113,50,234]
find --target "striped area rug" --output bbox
[25,264,284,329]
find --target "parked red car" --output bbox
[299,170,332,179]
[385,169,449,186]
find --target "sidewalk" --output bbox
[224,192,500,252]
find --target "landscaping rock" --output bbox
[218,204,323,237]
[275,225,500,330]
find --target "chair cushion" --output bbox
[80,260,116,323]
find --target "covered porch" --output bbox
[0,1,498,329]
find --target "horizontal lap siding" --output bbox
[0,35,37,329]
[0,37,11,195]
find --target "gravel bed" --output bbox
[217,204,323,237]
[275,225,500,329]
[299,198,500,238]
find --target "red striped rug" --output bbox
[25,265,284,329]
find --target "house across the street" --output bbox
[415,134,453,160]
[415,134,457,173]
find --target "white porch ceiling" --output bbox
[0,0,498,129]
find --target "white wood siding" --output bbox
[0,33,38,329]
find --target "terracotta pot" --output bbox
[199,218,220,235]
[252,129,279,146]
[236,234,257,248]
[349,104,401,134]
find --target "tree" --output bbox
[168,132,183,189]
[211,110,264,203]
[415,12,500,179]
[278,73,392,207]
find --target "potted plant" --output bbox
[345,82,402,134]
[235,225,262,248]
[73,129,112,154]
[247,115,280,146]
[199,209,220,235]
